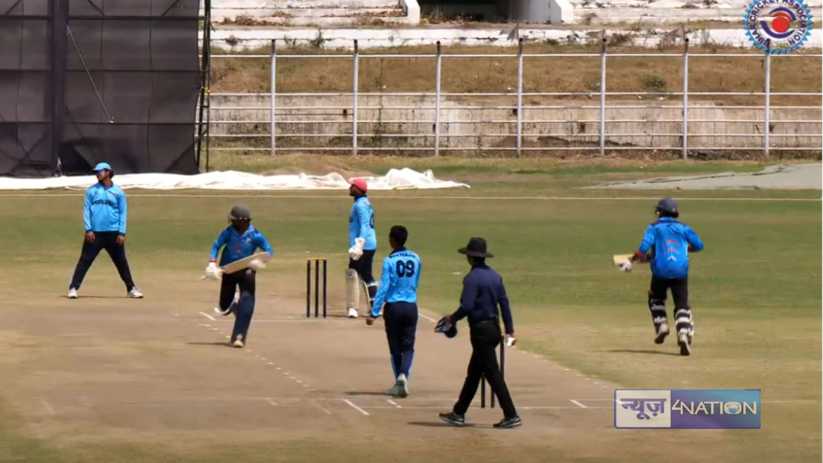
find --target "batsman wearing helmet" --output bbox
[68,162,142,299]
[206,205,273,348]
[624,197,704,356]
[345,178,378,318]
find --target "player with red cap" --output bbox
[345,177,378,318]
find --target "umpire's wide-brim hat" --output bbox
[458,237,494,258]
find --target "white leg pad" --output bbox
[346,269,360,309]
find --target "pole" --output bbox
[52,0,69,172]
[276,40,277,156]
[352,40,359,156]
[195,0,212,170]
[682,31,689,160]
[763,41,771,158]
[204,0,212,172]
[322,259,327,318]
[599,31,607,156]
[434,41,442,157]
[516,38,524,157]
[314,259,320,318]
[305,260,311,318]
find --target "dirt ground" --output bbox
[1,268,766,462]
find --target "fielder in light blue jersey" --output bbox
[366,225,421,398]
[68,162,142,299]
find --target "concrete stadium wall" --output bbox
[210,94,822,152]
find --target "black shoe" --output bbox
[438,412,466,427]
[493,416,522,429]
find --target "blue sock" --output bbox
[400,350,414,378]
[390,353,401,378]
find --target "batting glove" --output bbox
[348,237,365,261]
[248,258,267,271]
[618,260,633,272]
[205,262,223,280]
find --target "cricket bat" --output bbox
[221,252,272,274]
[612,254,633,267]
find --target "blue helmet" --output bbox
[656,197,679,217]
[93,162,112,172]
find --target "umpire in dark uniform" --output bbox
[438,237,521,429]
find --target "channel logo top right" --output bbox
[744,0,814,54]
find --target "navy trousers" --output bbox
[69,231,136,291]
[220,268,256,343]
[383,301,418,378]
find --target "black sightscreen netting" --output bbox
[0,0,52,175]
[0,0,201,176]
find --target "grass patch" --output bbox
[210,44,822,107]
[0,161,819,461]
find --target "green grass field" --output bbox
[1,157,820,462]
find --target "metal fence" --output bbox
[204,37,823,162]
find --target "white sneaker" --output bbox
[232,334,245,348]
[67,288,78,299]
[347,307,359,318]
[397,373,409,398]
[678,331,692,356]
[654,322,670,344]
[386,384,402,397]
[128,287,144,299]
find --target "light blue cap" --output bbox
[93,162,112,172]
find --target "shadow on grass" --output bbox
[604,349,681,356]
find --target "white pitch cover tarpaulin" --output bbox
[0,168,469,191]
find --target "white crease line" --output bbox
[267,362,275,366]
[40,399,55,415]
[266,398,278,407]
[363,405,609,410]
[199,312,216,321]
[312,400,333,415]
[342,399,370,416]
[570,399,588,409]
[419,313,438,324]
[387,399,402,409]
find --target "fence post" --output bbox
[763,40,771,158]
[599,31,607,156]
[434,41,442,157]
[276,40,277,156]
[681,31,689,160]
[352,40,359,156]
[516,37,524,157]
